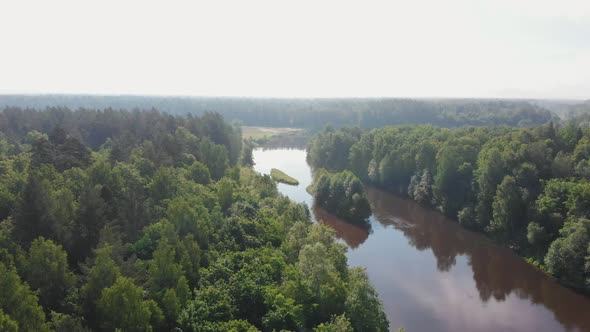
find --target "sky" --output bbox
[0,0,589,99]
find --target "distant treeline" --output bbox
[0,95,554,129]
[0,107,243,168]
[307,122,590,293]
[563,101,590,122]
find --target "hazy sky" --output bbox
[0,0,589,99]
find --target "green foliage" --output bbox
[408,168,433,205]
[213,319,259,332]
[270,168,300,185]
[314,314,353,332]
[489,176,526,241]
[215,177,236,212]
[311,170,371,224]
[545,219,590,289]
[23,237,76,311]
[0,96,553,130]
[166,196,211,247]
[188,161,211,184]
[552,152,574,178]
[72,184,108,261]
[573,136,590,162]
[98,276,159,331]
[240,139,255,167]
[307,128,360,171]
[475,147,507,228]
[558,122,582,151]
[0,262,49,332]
[536,179,574,217]
[49,311,91,332]
[527,222,548,248]
[149,167,180,204]
[307,123,590,293]
[298,242,347,323]
[349,135,374,180]
[433,138,477,217]
[457,206,476,228]
[200,138,230,180]
[262,290,304,331]
[178,282,237,330]
[0,108,390,331]
[14,164,61,244]
[148,239,184,296]
[162,288,181,323]
[345,268,389,332]
[132,218,177,259]
[31,128,92,171]
[81,246,121,324]
[0,309,18,332]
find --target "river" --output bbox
[253,148,590,332]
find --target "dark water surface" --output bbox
[253,148,590,332]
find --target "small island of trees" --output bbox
[309,169,372,227]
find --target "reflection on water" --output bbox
[365,188,590,332]
[254,148,590,332]
[252,148,313,207]
[259,133,310,150]
[313,205,369,249]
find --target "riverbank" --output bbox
[242,126,301,139]
[253,147,590,332]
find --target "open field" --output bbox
[242,126,302,139]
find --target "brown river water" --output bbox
[253,148,590,332]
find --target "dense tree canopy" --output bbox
[0,108,388,331]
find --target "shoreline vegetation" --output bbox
[306,123,590,294]
[270,168,299,185]
[242,126,301,140]
[244,126,311,151]
[308,169,372,227]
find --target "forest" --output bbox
[0,108,389,331]
[0,95,554,130]
[307,121,590,292]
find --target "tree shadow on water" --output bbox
[367,187,590,332]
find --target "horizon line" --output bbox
[0,92,586,102]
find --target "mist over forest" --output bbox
[2,94,584,130]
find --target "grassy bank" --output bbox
[270,168,299,185]
[242,126,301,139]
